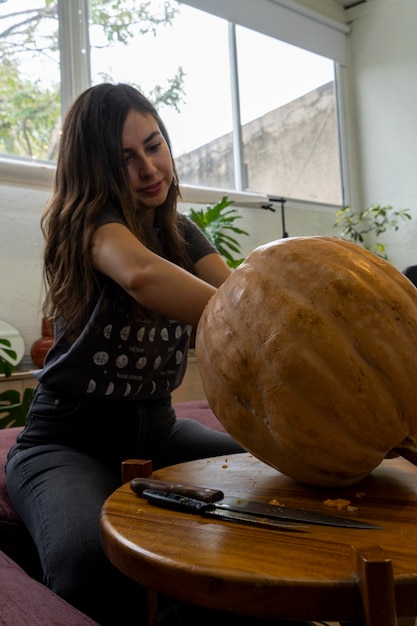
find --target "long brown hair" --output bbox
[41,83,194,339]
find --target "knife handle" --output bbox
[130,478,224,502]
[142,489,212,513]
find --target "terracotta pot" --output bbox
[31,317,54,368]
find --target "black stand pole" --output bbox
[262,196,288,238]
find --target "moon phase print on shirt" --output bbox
[93,351,109,366]
[116,354,129,368]
[85,320,191,399]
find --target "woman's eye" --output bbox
[148,141,161,153]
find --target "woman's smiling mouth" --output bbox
[139,181,164,195]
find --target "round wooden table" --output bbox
[100,453,417,626]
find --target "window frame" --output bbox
[0,0,350,207]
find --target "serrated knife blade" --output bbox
[139,488,382,530]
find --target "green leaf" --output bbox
[334,203,412,261]
[0,337,18,376]
[188,195,249,267]
[0,387,33,428]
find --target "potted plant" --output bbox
[188,196,249,268]
[334,204,412,260]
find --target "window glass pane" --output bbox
[236,27,341,205]
[0,0,61,161]
[89,1,234,189]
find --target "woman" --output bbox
[6,83,244,625]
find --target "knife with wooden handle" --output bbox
[130,477,224,502]
[131,478,383,529]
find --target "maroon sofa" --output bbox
[0,550,100,625]
[172,399,225,432]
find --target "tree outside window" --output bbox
[0,0,183,161]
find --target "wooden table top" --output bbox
[100,452,417,623]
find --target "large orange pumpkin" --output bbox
[196,236,417,487]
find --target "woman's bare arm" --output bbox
[91,222,216,326]
[194,252,232,288]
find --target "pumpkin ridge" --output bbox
[246,241,417,430]
[211,268,407,431]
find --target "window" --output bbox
[0,0,344,205]
[236,27,340,204]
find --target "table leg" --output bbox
[352,544,397,626]
[138,589,158,626]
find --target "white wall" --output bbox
[0,184,47,356]
[345,0,417,268]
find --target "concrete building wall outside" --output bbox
[176,82,341,205]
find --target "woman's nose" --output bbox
[139,156,157,178]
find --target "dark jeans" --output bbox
[6,384,243,625]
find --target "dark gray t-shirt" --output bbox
[37,209,216,401]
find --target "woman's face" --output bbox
[122,108,174,221]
